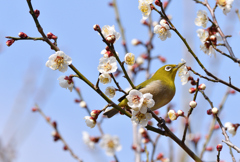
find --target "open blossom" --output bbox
[84,116,96,128]
[101,25,120,43]
[125,53,135,65]
[154,19,171,41]
[100,134,122,156]
[197,29,209,43]
[217,0,234,15]
[46,51,72,72]
[195,10,208,28]
[105,86,116,98]
[178,59,189,85]
[225,122,239,136]
[99,73,112,84]
[140,93,155,114]
[200,41,216,57]
[82,131,95,149]
[98,56,118,73]
[168,110,177,121]
[57,76,74,92]
[138,0,154,20]
[131,110,152,127]
[126,90,144,110]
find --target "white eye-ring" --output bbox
[165,66,172,71]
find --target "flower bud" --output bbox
[122,40,126,46]
[207,109,212,115]
[187,66,192,71]
[189,101,197,108]
[142,138,150,144]
[229,90,235,94]
[139,127,146,135]
[205,146,213,151]
[6,39,15,47]
[163,1,169,8]
[188,76,193,81]
[80,101,87,108]
[131,145,137,150]
[141,53,148,59]
[90,137,100,143]
[152,21,158,27]
[216,144,223,151]
[189,87,196,94]
[74,99,81,103]
[32,107,38,112]
[156,153,164,160]
[198,83,206,90]
[177,110,184,116]
[131,39,141,46]
[63,145,68,151]
[154,110,159,115]
[214,124,220,130]
[158,56,166,63]
[46,117,51,122]
[52,121,57,128]
[190,80,196,86]
[210,35,217,45]
[90,110,101,119]
[34,9,40,18]
[140,19,149,26]
[18,32,28,38]
[148,120,153,126]
[136,56,144,65]
[106,35,116,44]
[212,107,218,115]
[84,116,96,128]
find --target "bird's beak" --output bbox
[174,62,186,70]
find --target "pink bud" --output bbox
[155,0,161,7]
[158,56,166,63]
[189,87,196,94]
[6,39,15,47]
[206,146,213,151]
[198,83,206,90]
[32,107,38,112]
[52,121,57,128]
[18,32,28,38]
[189,101,197,108]
[216,144,223,151]
[207,109,212,115]
[91,110,101,119]
[34,9,40,18]
[93,24,101,31]
[156,153,164,160]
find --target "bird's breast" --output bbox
[139,80,175,111]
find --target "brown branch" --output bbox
[182,79,199,142]
[5,36,44,41]
[35,105,82,162]
[112,0,128,54]
[199,88,230,158]
[190,69,218,82]
[236,9,240,21]
[150,134,160,162]
[110,73,127,94]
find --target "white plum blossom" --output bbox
[138,0,154,20]
[178,59,190,85]
[154,19,171,41]
[196,29,209,43]
[100,134,122,156]
[217,0,234,15]
[140,93,155,114]
[131,39,141,46]
[195,10,208,28]
[46,51,72,72]
[131,110,152,127]
[200,41,216,57]
[84,116,96,128]
[57,76,74,92]
[98,56,118,74]
[82,131,95,149]
[126,89,144,111]
[105,86,116,99]
[136,56,144,65]
[125,53,135,65]
[168,110,177,121]
[214,32,222,42]
[225,122,237,136]
[99,73,112,85]
[101,25,120,43]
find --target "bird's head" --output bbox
[152,62,186,82]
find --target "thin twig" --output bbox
[5,36,44,41]
[150,134,161,162]
[35,105,82,162]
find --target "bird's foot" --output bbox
[157,117,166,131]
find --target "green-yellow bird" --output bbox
[103,62,185,118]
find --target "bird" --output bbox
[103,62,185,118]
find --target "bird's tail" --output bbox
[103,98,128,118]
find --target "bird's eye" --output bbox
[165,66,172,71]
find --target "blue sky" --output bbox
[1,0,240,162]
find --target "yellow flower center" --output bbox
[108,88,115,94]
[54,56,65,69]
[135,112,146,121]
[218,0,226,6]
[157,27,167,37]
[107,140,115,149]
[140,3,149,15]
[132,95,140,104]
[103,62,112,72]
[125,53,135,65]
[102,27,110,35]
[102,78,109,84]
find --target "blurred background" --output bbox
[1,0,240,161]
